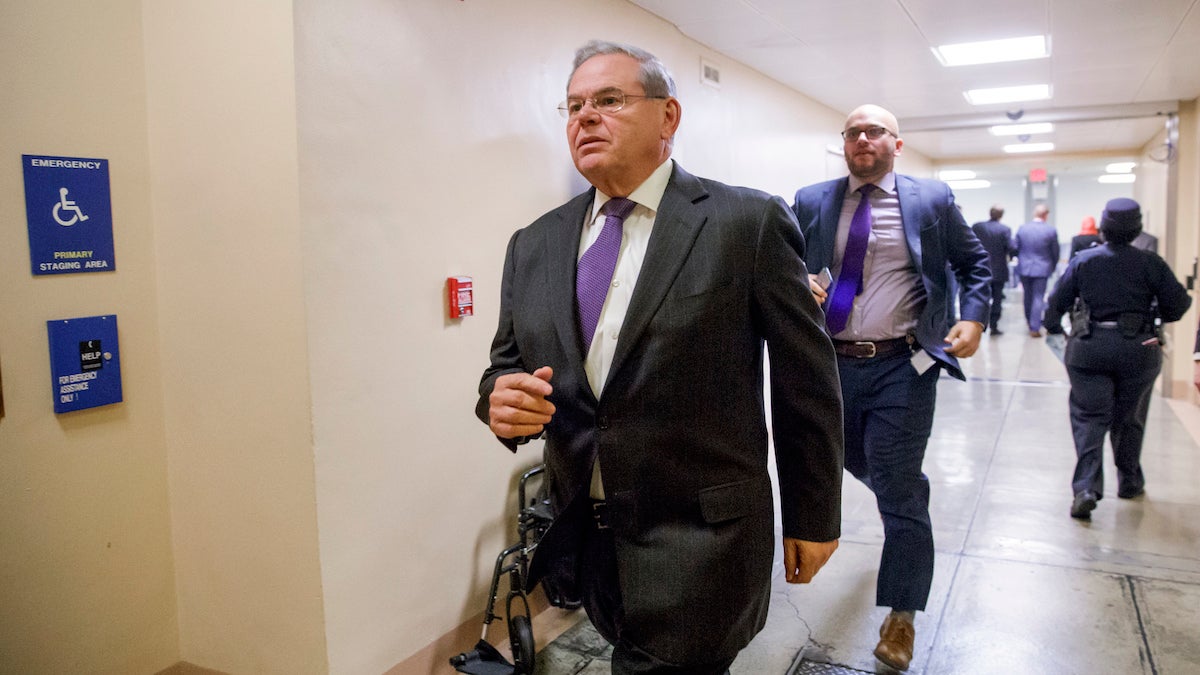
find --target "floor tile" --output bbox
[927,557,1149,675]
[776,541,957,673]
[1135,577,1200,674]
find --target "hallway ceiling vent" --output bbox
[701,58,721,88]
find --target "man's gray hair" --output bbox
[570,40,677,98]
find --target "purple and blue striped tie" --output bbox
[577,197,635,352]
[825,184,875,334]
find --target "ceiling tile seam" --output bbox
[741,0,810,47]
[1131,0,1197,102]
[894,0,932,50]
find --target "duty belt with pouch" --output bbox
[1092,312,1155,338]
[1116,312,1154,338]
[1069,298,1091,338]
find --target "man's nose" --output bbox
[576,101,602,123]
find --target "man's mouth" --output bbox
[577,137,604,151]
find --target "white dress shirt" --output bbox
[832,172,924,341]
[582,158,674,497]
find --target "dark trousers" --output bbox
[1020,275,1049,332]
[987,279,1007,329]
[1065,329,1162,497]
[838,350,939,611]
[579,519,736,675]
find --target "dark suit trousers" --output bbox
[1020,275,1049,332]
[1065,329,1161,497]
[839,350,938,611]
[579,514,736,675]
[987,280,1006,329]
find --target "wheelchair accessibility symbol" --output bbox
[23,154,115,275]
[53,187,89,226]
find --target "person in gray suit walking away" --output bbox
[1014,204,1060,337]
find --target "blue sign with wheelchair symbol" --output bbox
[23,154,116,275]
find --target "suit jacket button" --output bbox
[597,416,609,430]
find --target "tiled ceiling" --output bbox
[630,0,1200,176]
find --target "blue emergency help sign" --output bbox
[47,315,123,414]
[23,154,116,275]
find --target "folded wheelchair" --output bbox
[450,464,578,674]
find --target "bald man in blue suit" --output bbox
[792,104,990,671]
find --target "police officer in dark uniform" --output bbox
[1044,198,1191,520]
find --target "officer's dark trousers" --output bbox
[1064,327,1161,497]
[1020,275,1049,332]
[838,349,939,611]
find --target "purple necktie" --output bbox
[577,197,635,352]
[825,184,875,334]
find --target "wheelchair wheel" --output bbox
[508,614,535,674]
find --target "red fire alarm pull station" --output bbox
[448,276,473,318]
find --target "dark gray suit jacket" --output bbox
[972,219,1014,283]
[477,163,843,663]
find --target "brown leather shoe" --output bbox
[874,613,914,671]
[1029,329,1043,338]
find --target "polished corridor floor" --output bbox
[531,296,1200,675]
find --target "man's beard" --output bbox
[849,152,888,179]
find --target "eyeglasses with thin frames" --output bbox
[842,126,897,141]
[559,90,666,119]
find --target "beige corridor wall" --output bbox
[292,1,927,672]
[1,1,938,672]
[1133,100,1199,399]
[0,2,178,673]
[1161,99,1200,398]
[142,2,328,673]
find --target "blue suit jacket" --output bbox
[1014,220,1061,277]
[792,174,991,380]
[971,219,1014,283]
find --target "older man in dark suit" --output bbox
[793,104,990,671]
[972,205,1015,335]
[478,40,843,675]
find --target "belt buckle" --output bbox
[855,341,877,358]
[592,501,609,529]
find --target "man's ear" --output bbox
[661,97,682,140]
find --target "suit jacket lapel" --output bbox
[895,174,924,268]
[606,165,708,386]
[815,178,849,270]
[547,189,595,390]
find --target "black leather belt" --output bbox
[591,500,609,529]
[832,336,915,359]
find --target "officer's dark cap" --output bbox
[1099,197,1142,234]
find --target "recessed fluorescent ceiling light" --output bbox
[964,84,1051,105]
[989,122,1054,136]
[1106,162,1136,173]
[946,179,992,190]
[938,169,977,181]
[933,35,1049,66]
[1003,142,1055,153]
[1098,174,1136,183]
